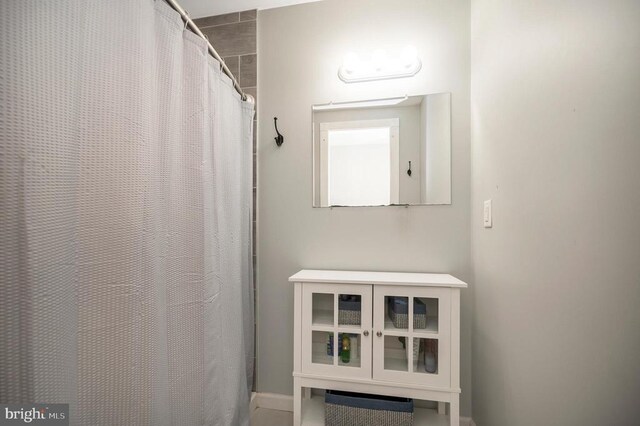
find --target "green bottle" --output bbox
[341,334,351,363]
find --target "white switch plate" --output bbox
[483,199,492,228]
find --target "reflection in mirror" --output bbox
[312,93,451,207]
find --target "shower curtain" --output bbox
[0,1,254,425]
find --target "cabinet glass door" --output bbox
[301,283,372,379]
[373,285,451,388]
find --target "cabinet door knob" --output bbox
[376,331,382,337]
[363,330,369,337]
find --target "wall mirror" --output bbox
[312,93,451,207]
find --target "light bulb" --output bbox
[342,52,359,74]
[371,49,387,72]
[401,45,418,68]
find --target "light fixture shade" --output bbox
[338,46,422,83]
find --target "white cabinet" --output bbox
[290,270,467,426]
[301,283,372,379]
[372,285,451,388]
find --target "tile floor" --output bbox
[250,408,293,426]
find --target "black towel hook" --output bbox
[407,161,412,176]
[274,117,284,147]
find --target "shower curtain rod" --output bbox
[163,0,253,103]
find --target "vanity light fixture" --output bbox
[338,46,422,83]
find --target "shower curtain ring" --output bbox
[183,13,189,31]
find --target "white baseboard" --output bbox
[461,417,476,426]
[250,392,258,412]
[254,392,294,412]
[252,392,475,425]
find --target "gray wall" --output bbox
[470,1,640,425]
[257,0,472,416]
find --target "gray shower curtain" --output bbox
[0,1,254,425]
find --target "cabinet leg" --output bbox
[438,401,446,415]
[449,394,459,426]
[293,378,302,426]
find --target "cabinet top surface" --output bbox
[289,269,468,288]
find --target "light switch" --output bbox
[483,199,492,228]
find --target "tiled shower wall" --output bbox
[193,10,257,390]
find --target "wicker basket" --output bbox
[387,297,427,329]
[325,391,414,426]
[338,297,361,325]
